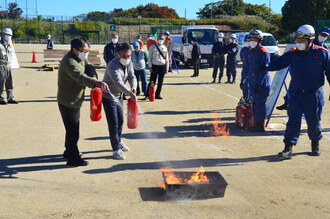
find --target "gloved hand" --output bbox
[259,64,267,71]
[253,84,261,93]
[240,82,244,90]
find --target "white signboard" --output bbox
[265,67,289,126]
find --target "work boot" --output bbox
[278,142,293,160]
[231,76,236,84]
[0,100,7,105]
[212,78,216,83]
[225,78,231,84]
[218,78,222,83]
[7,99,18,104]
[311,140,321,156]
[276,101,288,110]
[248,120,265,132]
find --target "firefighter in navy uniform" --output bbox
[267,24,330,160]
[313,27,330,50]
[246,30,271,132]
[212,32,226,83]
[225,34,239,84]
[239,35,251,100]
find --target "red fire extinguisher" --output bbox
[149,82,155,102]
[235,98,247,129]
[90,88,102,121]
[245,105,256,128]
[127,98,138,129]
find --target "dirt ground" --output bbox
[0,44,330,219]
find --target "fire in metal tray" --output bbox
[160,166,228,199]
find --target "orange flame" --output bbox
[160,166,209,190]
[210,113,230,137]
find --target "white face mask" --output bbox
[218,37,223,42]
[158,40,164,45]
[134,48,139,52]
[112,38,118,44]
[78,52,89,60]
[318,35,327,43]
[4,35,12,42]
[119,58,131,66]
[249,41,258,48]
[244,42,250,47]
[229,39,233,43]
[296,43,307,51]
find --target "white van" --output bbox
[235,32,280,61]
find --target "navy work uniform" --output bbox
[212,40,226,82]
[246,45,271,125]
[240,46,250,100]
[225,42,239,83]
[268,45,330,146]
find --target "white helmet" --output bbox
[229,33,236,39]
[47,34,51,38]
[218,32,224,38]
[249,29,263,40]
[294,24,315,39]
[2,28,13,36]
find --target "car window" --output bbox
[261,36,277,46]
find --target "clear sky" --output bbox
[2,0,286,19]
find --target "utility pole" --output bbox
[36,0,38,16]
[5,0,8,18]
[185,8,186,19]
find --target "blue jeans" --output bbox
[134,69,147,95]
[102,97,124,151]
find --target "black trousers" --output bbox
[149,64,166,96]
[58,104,81,159]
[102,97,124,151]
[192,59,200,76]
[212,57,225,79]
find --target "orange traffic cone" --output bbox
[32,51,37,63]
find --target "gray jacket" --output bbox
[102,57,137,100]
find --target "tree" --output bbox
[109,4,179,18]
[196,0,271,19]
[281,0,330,32]
[7,3,23,19]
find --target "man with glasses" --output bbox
[267,25,330,160]
[57,36,109,166]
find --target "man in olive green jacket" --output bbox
[57,36,109,167]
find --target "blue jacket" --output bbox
[225,42,239,62]
[313,37,329,50]
[267,45,330,90]
[240,47,250,81]
[246,45,271,87]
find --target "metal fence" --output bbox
[0,15,192,44]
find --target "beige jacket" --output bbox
[148,44,169,71]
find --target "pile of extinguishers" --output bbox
[235,97,256,129]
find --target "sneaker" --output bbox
[120,141,130,151]
[113,149,125,160]
[0,100,7,105]
[7,99,18,104]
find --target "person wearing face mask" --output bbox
[190,38,201,77]
[102,43,137,160]
[313,27,330,50]
[46,34,54,50]
[211,32,226,83]
[0,28,18,105]
[267,24,330,160]
[148,34,169,99]
[147,33,157,51]
[246,29,271,132]
[239,35,251,100]
[57,36,109,166]
[132,41,148,97]
[136,35,144,50]
[103,33,119,65]
[224,33,239,84]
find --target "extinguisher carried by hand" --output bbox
[149,82,155,102]
[127,98,138,129]
[90,88,102,121]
